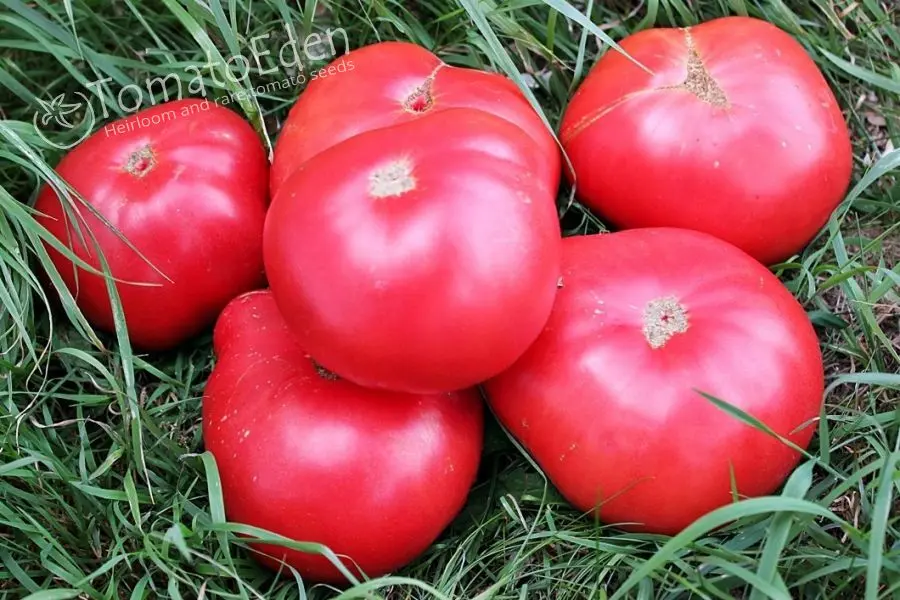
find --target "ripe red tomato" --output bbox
[485,229,824,534]
[265,42,562,393]
[202,290,483,582]
[34,98,269,350]
[560,16,853,265]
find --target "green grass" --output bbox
[1,0,899,598]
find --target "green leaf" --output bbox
[820,49,900,94]
[865,434,900,600]
[21,591,82,600]
[750,461,814,600]
[609,497,848,600]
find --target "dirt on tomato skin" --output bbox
[310,358,339,381]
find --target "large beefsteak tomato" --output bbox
[34,99,269,350]
[560,16,853,265]
[202,290,483,582]
[265,41,563,393]
[485,229,824,534]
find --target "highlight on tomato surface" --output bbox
[34,98,270,351]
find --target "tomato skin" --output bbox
[202,290,483,582]
[485,229,824,534]
[34,99,269,350]
[265,42,563,394]
[560,16,852,265]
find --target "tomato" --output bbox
[202,290,483,582]
[485,229,824,534]
[265,42,562,393]
[560,16,852,265]
[34,98,269,350]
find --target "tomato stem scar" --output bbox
[642,296,689,349]
[679,29,729,108]
[402,64,443,113]
[369,157,416,198]
[124,145,157,177]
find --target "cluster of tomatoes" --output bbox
[35,16,852,584]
